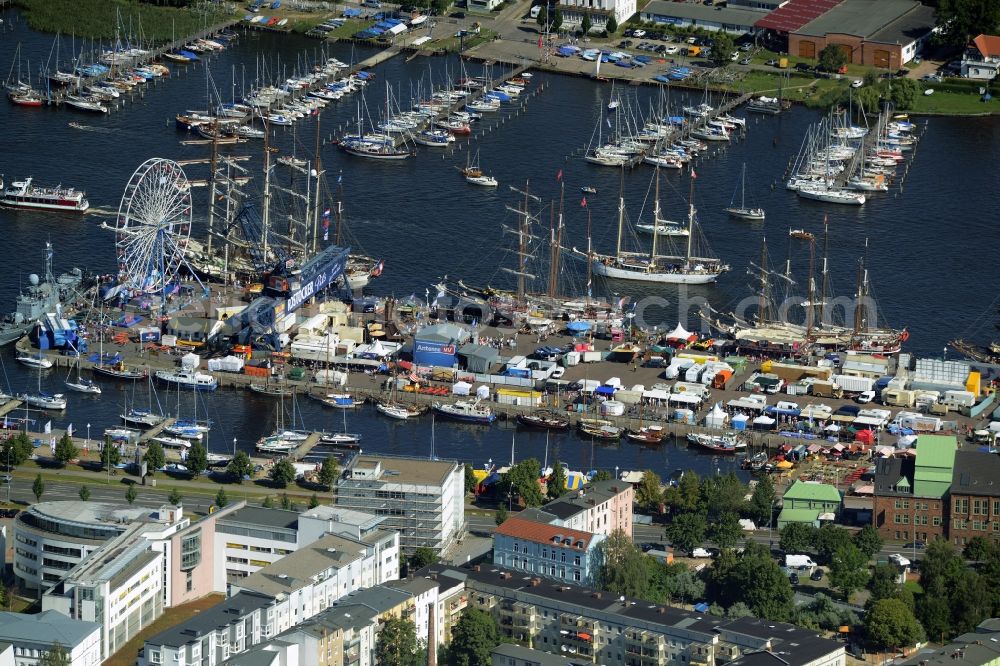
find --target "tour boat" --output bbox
[788,228,815,241]
[432,400,495,424]
[154,369,219,391]
[1,177,89,212]
[686,432,745,454]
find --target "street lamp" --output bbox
[86,423,91,450]
[233,437,237,456]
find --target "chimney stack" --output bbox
[427,603,437,666]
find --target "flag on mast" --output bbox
[580,197,588,208]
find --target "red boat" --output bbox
[436,119,471,135]
[8,90,43,106]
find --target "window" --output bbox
[574,570,581,581]
[181,530,202,570]
[955,498,969,515]
[932,516,941,526]
[574,556,581,566]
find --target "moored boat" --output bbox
[433,399,495,424]
[1,177,89,213]
[516,411,570,431]
[686,432,745,453]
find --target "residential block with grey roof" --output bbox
[494,516,606,586]
[418,564,846,666]
[229,530,399,636]
[0,610,101,666]
[335,455,465,553]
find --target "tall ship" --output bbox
[0,177,89,212]
[0,243,83,346]
[702,230,906,355]
[576,170,728,285]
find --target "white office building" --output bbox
[559,0,636,33]
[13,502,184,593]
[335,455,465,553]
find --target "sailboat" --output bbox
[18,362,67,410]
[724,163,765,221]
[65,352,101,394]
[321,407,362,445]
[463,150,498,187]
[575,169,728,284]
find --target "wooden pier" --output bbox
[293,432,325,460]
[139,418,177,443]
[0,400,24,419]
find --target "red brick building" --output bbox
[949,450,1000,547]
[872,456,948,543]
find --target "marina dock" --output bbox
[139,418,177,443]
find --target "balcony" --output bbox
[559,613,596,632]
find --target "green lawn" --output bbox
[429,28,497,54]
[326,19,376,40]
[104,595,225,666]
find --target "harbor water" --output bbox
[0,14,997,478]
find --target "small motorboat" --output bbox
[581,186,598,195]
[17,354,52,369]
[626,425,665,444]
[516,412,570,431]
[789,228,815,241]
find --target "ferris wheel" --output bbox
[115,158,193,294]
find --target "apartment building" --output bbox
[0,610,101,666]
[229,531,399,635]
[493,517,605,586]
[140,592,272,666]
[419,565,846,666]
[335,455,465,553]
[536,480,634,538]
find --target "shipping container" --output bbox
[582,351,603,363]
[712,369,733,389]
[811,380,843,398]
[832,375,875,393]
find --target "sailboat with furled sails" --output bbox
[574,168,728,284]
[701,223,907,354]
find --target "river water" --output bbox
[0,14,997,478]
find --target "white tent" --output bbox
[476,385,490,400]
[452,381,472,396]
[369,339,388,357]
[825,423,842,432]
[669,393,701,405]
[667,323,692,340]
[896,434,918,448]
[704,403,728,428]
[181,352,200,370]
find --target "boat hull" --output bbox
[593,261,722,284]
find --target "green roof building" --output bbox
[913,435,957,499]
[777,480,842,528]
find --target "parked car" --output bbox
[903,541,927,550]
[664,45,680,55]
[794,62,812,72]
[740,57,751,65]
[810,568,824,581]
[789,572,800,585]
[851,79,863,87]
[765,58,779,66]
[550,366,565,379]
[857,390,876,403]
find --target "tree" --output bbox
[889,78,920,110]
[597,530,649,599]
[710,32,736,68]
[308,493,320,508]
[227,451,254,483]
[854,524,883,559]
[779,522,816,554]
[318,456,339,490]
[868,564,903,606]
[708,543,794,621]
[186,441,207,476]
[591,470,612,482]
[934,0,1000,47]
[701,472,746,519]
[0,584,8,610]
[374,616,421,666]
[270,459,297,488]
[168,487,183,506]
[814,524,853,564]
[100,437,121,470]
[866,598,924,650]
[817,43,848,72]
[410,547,439,570]
[963,536,995,562]
[79,485,90,502]
[495,504,508,526]
[449,608,501,666]
[143,441,166,475]
[463,463,476,494]
[125,484,137,505]
[551,7,562,32]
[548,462,567,499]
[54,433,78,465]
[665,512,707,555]
[709,511,743,550]
[581,12,592,35]
[32,473,44,502]
[39,642,69,666]
[747,477,775,528]
[829,543,870,600]
[535,4,547,29]
[502,458,544,508]
[635,470,663,513]
[2,432,34,467]
[280,493,292,510]
[663,470,700,514]
[727,602,754,619]
[606,14,618,35]
[215,487,229,508]
[262,495,274,508]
